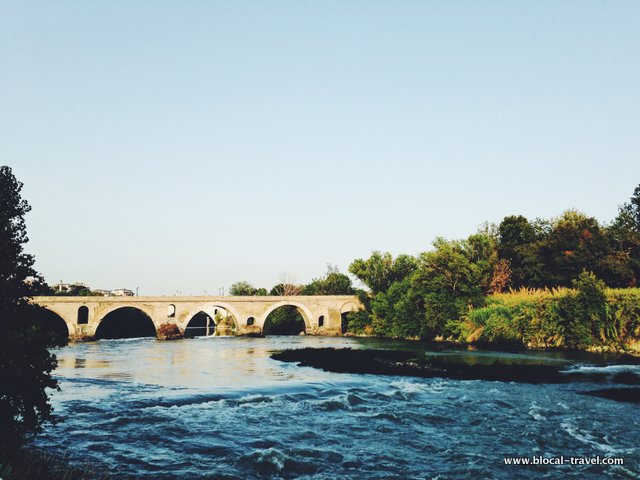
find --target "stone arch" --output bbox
[184,311,216,337]
[340,301,360,335]
[259,301,313,332]
[38,305,73,332]
[98,303,156,324]
[182,302,242,332]
[95,306,156,339]
[38,307,70,340]
[340,301,360,314]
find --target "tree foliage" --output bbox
[348,252,417,294]
[344,184,640,342]
[229,281,258,296]
[0,166,66,451]
[301,265,354,295]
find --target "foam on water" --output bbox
[32,336,640,479]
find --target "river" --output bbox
[32,336,640,479]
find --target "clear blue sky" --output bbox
[2,1,639,295]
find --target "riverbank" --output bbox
[346,286,640,354]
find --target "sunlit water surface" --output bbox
[32,337,640,479]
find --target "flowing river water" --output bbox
[32,336,640,479]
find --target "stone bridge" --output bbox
[32,295,362,340]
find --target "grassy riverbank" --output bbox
[450,287,640,352]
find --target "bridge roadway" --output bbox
[32,295,362,340]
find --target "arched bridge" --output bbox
[31,295,362,340]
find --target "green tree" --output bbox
[370,276,424,338]
[560,271,608,348]
[302,265,354,295]
[269,283,301,296]
[229,281,257,296]
[349,252,417,294]
[605,183,640,287]
[414,233,499,338]
[540,210,608,287]
[0,166,66,451]
[498,215,544,288]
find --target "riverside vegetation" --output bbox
[234,184,640,352]
[341,184,640,352]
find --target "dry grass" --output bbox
[490,286,570,305]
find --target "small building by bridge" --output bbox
[31,295,362,340]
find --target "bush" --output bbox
[457,276,640,351]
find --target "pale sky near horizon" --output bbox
[2,1,639,295]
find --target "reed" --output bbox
[454,287,640,351]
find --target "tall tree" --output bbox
[498,215,543,288]
[541,210,608,287]
[413,233,498,338]
[349,252,417,294]
[605,183,640,286]
[0,166,66,450]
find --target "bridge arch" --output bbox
[184,311,217,337]
[259,301,313,333]
[340,300,361,334]
[98,303,156,324]
[182,302,242,332]
[340,301,360,314]
[38,307,70,341]
[95,306,156,339]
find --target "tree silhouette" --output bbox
[0,166,66,450]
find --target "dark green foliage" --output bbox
[0,166,66,451]
[541,211,609,287]
[498,215,545,288]
[557,272,607,348]
[606,186,640,287]
[341,309,370,334]
[348,252,417,295]
[229,281,258,296]
[370,276,423,338]
[228,282,268,296]
[495,187,640,289]
[348,233,499,340]
[301,265,354,295]
[414,234,498,338]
